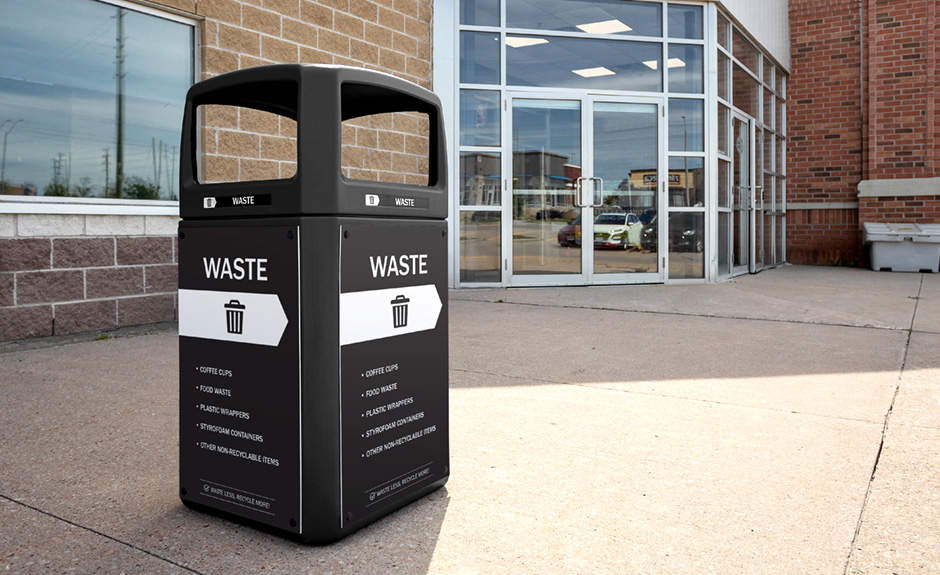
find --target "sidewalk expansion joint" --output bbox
[473,299,911,333]
[0,493,207,575]
[843,274,922,575]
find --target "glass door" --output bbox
[506,94,663,286]
[507,97,584,283]
[587,97,661,282]
[731,113,754,275]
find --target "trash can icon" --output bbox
[224,300,245,334]
[391,295,410,328]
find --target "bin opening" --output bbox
[341,111,430,186]
[197,104,298,184]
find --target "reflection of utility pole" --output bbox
[115,7,126,198]
[1,119,23,193]
[103,148,110,197]
[168,145,177,200]
[53,153,66,188]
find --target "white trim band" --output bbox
[0,197,179,216]
[858,178,940,198]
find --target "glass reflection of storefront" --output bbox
[450,0,786,286]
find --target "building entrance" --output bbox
[724,112,767,276]
[506,93,664,286]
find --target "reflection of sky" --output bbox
[0,0,192,197]
[512,104,581,166]
[593,106,656,192]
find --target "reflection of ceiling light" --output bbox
[576,19,632,35]
[506,36,549,48]
[642,58,686,70]
[573,66,616,78]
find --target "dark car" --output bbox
[557,214,581,247]
[641,213,703,253]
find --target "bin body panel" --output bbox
[179,216,449,544]
[336,219,448,528]
[864,222,940,273]
[179,224,304,534]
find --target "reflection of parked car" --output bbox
[557,215,581,246]
[640,214,703,253]
[593,211,642,250]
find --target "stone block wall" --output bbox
[0,214,178,341]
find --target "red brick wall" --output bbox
[788,0,940,266]
[788,0,865,265]
[863,0,938,179]
[860,196,940,224]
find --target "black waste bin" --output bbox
[177,64,449,544]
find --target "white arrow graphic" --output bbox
[340,284,442,346]
[179,289,290,347]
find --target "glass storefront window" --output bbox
[777,137,785,175]
[717,14,730,51]
[668,212,704,278]
[763,87,774,130]
[460,152,501,205]
[668,44,704,94]
[763,132,774,174]
[668,99,704,152]
[755,128,763,175]
[718,211,731,276]
[506,36,662,91]
[0,0,193,199]
[718,159,731,208]
[718,52,730,101]
[776,96,786,135]
[507,0,662,37]
[460,211,502,283]
[459,90,501,146]
[732,29,760,75]
[763,56,775,88]
[718,105,730,156]
[461,32,501,84]
[732,64,760,119]
[461,0,500,27]
[668,4,703,40]
[668,157,704,207]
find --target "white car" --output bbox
[592,211,643,250]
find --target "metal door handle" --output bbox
[590,177,604,207]
[576,177,604,208]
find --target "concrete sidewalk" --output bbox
[1,265,937,574]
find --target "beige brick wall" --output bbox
[185,0,434,186]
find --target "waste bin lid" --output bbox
[863,222,940,243]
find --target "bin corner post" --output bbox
[178,64,449,544]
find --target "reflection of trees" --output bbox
[124,176,160,200]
